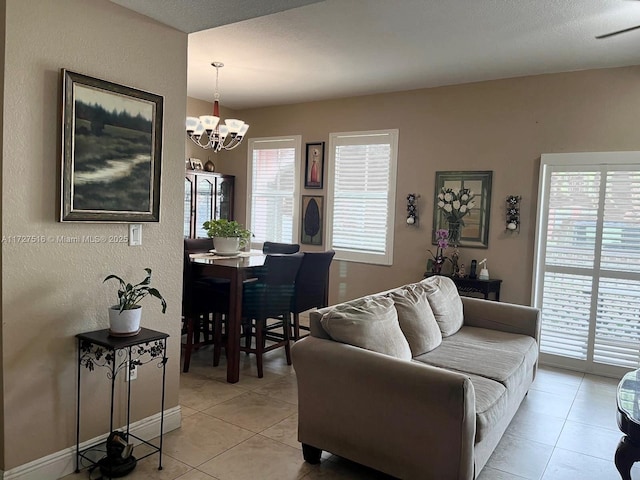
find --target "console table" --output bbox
[75,328,169,475]
[424,273,502,301]
[615,369,640,480]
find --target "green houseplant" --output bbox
[104,268,167,336]
[202,219,251,254]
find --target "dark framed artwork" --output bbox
[60,69,163,222]
[432,171,493,248]
[301,195,323,245]
[304,142,324,189]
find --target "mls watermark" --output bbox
[2,235,129,244]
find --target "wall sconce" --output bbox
[506,195,521,232]
[407,193,419,225]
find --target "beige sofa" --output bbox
[292,276,540,480]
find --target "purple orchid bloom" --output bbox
[436,229,449,250]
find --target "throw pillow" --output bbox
[420,276,464,336]
[320,295,412,360]
[390,284,442,356]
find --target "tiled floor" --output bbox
[71,346,635,480]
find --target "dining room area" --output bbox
[181,236,335,384]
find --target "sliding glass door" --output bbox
[533,152,640,377]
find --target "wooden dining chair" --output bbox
[290,250,335,339]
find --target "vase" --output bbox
[432,257,444,274]
[108,306,142,337]
[213,236,240,254]
[448,220,461,246]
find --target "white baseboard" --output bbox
[2,406,182,480]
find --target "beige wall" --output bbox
[2,0,186,470]
[197,66,640,306]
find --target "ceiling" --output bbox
[113,0,640,110]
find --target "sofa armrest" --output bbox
[461,296,540,341]
[292,336,476,480]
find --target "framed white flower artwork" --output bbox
[432,171,493,248]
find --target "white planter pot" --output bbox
[108,306,142,337]
[213,236,241,254]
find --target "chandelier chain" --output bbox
[214,64,220,99]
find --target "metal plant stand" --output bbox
[75,328,169,475]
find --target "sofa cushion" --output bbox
[414,326,538,392]
[390,284,442,356]
[419,276,464,336]
[449,326,539,360]
[464,373,509,442]
[320,296,412,360]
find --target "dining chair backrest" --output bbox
[244,253,303,318]
[262,241,300,254]
[183,238,214,314]
[184,238,214,253]
[183,238,213,282]
[291,250,335,314]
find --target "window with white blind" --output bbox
[246,136,300,247]
[326,130,398,265]
[533,152,640,377]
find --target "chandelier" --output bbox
[186,62,249,152]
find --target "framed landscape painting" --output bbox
[60,70,163,222]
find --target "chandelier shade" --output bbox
[186,62,249,152]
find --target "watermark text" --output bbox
[2,234,129,245]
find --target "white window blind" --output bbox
[247,137,300,246]
[326,130,398,265]
[534,152,640,376]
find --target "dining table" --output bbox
[189,249,267,383]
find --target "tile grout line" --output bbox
[535,371,584,479]
[535,371,630,478]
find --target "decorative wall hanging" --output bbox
[432,171,493,248]
[304,142,325,189]
[301,195,323,245]
[406,193,419,225]
[60,70,163,222]
[506,195,521,233]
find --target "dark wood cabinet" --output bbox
[424,273,502,301]
[184,171,235,238]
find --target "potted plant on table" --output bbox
[202,219,252,254]
[104,268,167,337]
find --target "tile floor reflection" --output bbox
[69,343,635,480]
